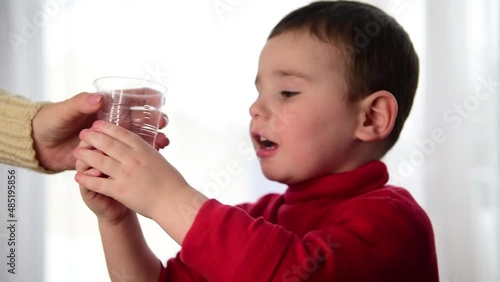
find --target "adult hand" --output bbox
[32,92,103,171]
[32,92,169,172]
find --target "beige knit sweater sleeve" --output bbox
[0,88,48,172]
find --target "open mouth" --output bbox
[254,135,278,150]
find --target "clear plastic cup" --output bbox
[94,76,167,146]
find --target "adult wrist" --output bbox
[0,90,50,172]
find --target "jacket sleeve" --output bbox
[0,88,49,172]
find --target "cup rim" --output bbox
[93,76,168,94]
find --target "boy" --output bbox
[74,1,439,281]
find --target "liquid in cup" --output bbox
[94,77,167,146]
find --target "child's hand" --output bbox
[73,121,189,220]
[76,140,130,224]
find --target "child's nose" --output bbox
[249,98,266,118]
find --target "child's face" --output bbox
[250,30,362,185]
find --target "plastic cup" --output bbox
[94,76,167,146]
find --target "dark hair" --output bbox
[269,1,419,150]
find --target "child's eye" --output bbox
[281,91,300,98]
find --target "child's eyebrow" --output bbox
[276,70,312,81]
[255,70,312,86]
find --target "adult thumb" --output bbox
[62,92,103,118]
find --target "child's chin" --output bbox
[262,170,291,184]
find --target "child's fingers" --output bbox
[74,147,118,178]
[76,159,90,173]
[84,167,103,177]
[75,173,111,197]
[76,140,107,173]
[91,121,145,149]
[78,140,93,149]
[79,127,134,162]
[79,185,95,199]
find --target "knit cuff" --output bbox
[0,89,51,173]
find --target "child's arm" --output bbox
[98,210,163,282]
[76,145,162,281]
[76,139,206,281]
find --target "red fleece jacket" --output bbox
[159,161,439,281]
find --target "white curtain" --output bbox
[0,1,46,281]
[380,1,499,281]
[423,1,499,281]
[0,1,498,281]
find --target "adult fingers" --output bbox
[155,133,170,149]
[60,92,104,119]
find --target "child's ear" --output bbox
[354,90,398,142]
